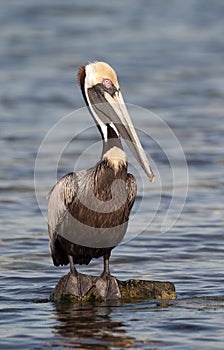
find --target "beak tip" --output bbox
[150,174,155,183]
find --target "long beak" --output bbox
[90,89,155,182]
[106,91,155,182]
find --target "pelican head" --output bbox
[78,61,155,182]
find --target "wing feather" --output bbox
[47,167,137,267]
[47,172,77,265]
[126,173,137,211]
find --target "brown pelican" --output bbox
[48,62,154,287]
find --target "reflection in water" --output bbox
[53,301,135,349]
[52,301,164,349]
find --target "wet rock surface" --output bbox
[51,273,176,302]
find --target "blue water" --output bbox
[1,0,224,348]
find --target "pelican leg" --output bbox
[101,252,111,279]
[66,255,85,299]
[68,255,78,276]
[96,252,121,300]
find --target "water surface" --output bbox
[1,0,224,348]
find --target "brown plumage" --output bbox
[47,61,154,278]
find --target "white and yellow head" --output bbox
[78,61,155,182]
[84,62,119,90]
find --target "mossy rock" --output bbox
[51,273,176,303]
[118,279,176,300]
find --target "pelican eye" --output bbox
[102,78,112,89]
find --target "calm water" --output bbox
[1,0,224,349]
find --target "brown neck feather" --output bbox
[101,124,123,158]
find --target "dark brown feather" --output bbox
[77,65,88,106]
[49,161,136,266]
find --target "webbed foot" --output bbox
[96,274,121,300]
[63,272,93,300]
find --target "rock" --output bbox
[118,279,176,300]
[51,273,176,303]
